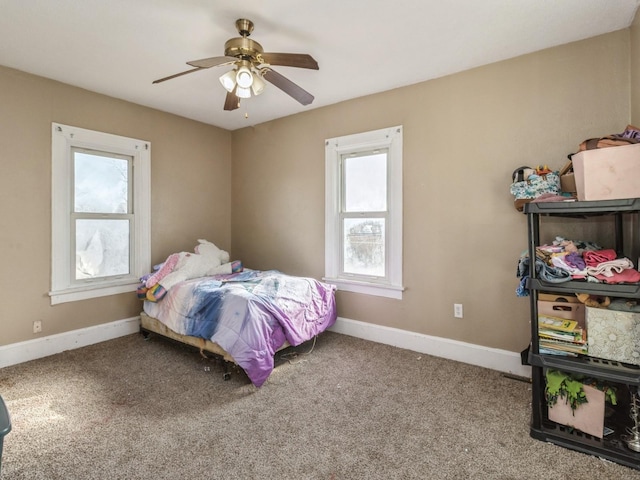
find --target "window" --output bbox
[325,126,403,299]
[51,123,150,305]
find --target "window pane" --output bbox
[76,219,130,279]
[344,152,387,212]
[74,150,129,214]
[343,218,385,276]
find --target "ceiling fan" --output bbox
[152,18,319,111]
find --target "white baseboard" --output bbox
[0,316,141,369]
[1,315,532,380]
[329,317,532,379]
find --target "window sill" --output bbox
[323,277,404,299]
[49,281,139,305]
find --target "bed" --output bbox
[140,269,337,387]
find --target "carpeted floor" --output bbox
[0,331,639,479]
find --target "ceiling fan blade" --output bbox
[152,67,204,84]
[187,56,237,68]
[262,69,314,106]
[224,90,240,111]
[260,53,318,70]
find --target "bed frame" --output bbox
[139,311,289,381]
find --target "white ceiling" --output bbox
[1,0,638,131]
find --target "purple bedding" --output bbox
[143,270,337,386]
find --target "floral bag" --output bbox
[510,166,560,212]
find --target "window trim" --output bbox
[324,126,403,299]
[51,123,151,305]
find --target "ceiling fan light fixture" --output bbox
[153,19,319,111]
[236,86,252,99]
[251,73,265,96]
[236,66,253,88]
[219,69,236,92]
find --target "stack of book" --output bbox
[538,314,587,356]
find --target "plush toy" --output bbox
[138,239,242,302]
[511,166,536,183]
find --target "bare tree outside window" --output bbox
[344,218,385,276]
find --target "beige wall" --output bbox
[1,26,635,355]
[231,30,631,353]
[0,66,232,345]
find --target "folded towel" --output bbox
[583,249,617,267]
[593,268,640,284]
[586,258,634,277]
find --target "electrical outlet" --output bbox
[454,304,463,319]
[33,320,42,333]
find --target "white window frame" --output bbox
[325,126,403,299]
[51,123,151,305]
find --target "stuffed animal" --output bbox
[512,166,536,183]
[138,239,242,302]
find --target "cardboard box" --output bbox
[538,293,580,304]
[538,301,585,328]
[586,306,640,366]
[572,143,640,201]
[558,160,577,195]
[560,172,577,194]
[548,384,605,438]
